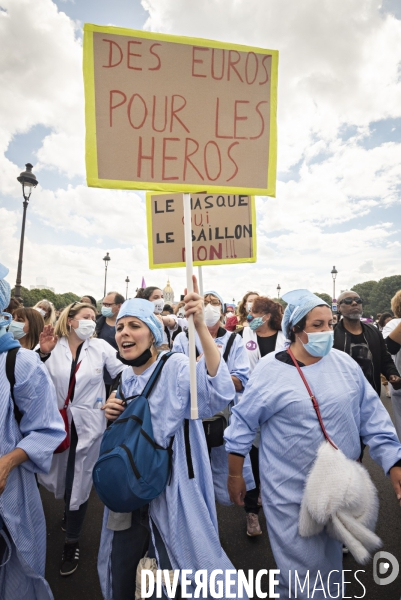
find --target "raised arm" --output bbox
[183,275,221,377]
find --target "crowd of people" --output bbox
[1,260,401,599]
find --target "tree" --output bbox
[314,292,332,305]
[11,287,80,309]
[368,275,401,316]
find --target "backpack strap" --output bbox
[185,330,200,359]
[184,419,195,479]
[165,326,171,349]
[142,352,174,398]
[6,348,22,425]
[222,332,237,363]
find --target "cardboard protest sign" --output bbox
[83,24,278,196]
[146,192,257,268]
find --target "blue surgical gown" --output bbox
[0,349,66,599]
[98,351,247,600]
[173,329,253,504]
[225,348,401,599]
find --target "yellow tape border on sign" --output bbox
[146,192,257,269]
[83,23,278,198]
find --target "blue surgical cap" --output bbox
[0,263,11,312]
[204,290,225,312]
[116,298,164,346]
[281,289,330,338]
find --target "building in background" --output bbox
[163,279,174,304]
[30,277,55,292]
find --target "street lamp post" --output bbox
[103,252,110,297]
[15,164,39,301]
[125,276,130,300]
[277,284,281,299]
[331,266,338,305]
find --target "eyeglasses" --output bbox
[339,297,363,305]
[102,302,117,307]
[204,299,221,307]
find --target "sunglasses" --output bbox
[339,297,363,305]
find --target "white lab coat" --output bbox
[38,336,125,510]
[383,318,401,438]
[242,327,287,373]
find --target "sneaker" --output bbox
[246,513,262,537]
[60,541,79,576]
[61,512,66,532]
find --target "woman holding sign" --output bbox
[173,290,253,505]
[98,279,246,600]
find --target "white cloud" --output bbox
[0,0,400,304]
[32,185,147,244]
[142,0,401,172]
[0,0,83,186]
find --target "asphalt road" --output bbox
[41,390,401,600]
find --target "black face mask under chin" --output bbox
[116,347,153,367]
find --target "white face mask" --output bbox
[152,299,164,314]
[73,319,96,340]
[204,304,221,327]
[8,320,26,340]
[36,308,47,317]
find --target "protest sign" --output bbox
[83,24,278,196]
[146,192,257,269]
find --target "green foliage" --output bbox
[351,275,401,317]
[364,276,401,316]
[314,292,332,305]
[11,286,80,310]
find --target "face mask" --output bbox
[152,299,164,314]
[249,316,266,331]
[301,330,334,358]
[247,302,253,312]
[0,312,12,338]
[204,304,221,327]
[116,346,152,367]
[8,321,26,340]
[101,306,114,318]
[36,308,47,317]
[73,319,96,341]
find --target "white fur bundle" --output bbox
[299,441,382,564]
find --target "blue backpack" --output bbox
[93,352,188,513]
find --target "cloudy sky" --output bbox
[1,0,400,303]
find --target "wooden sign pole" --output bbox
[183,193,198,419]
[198,266,204,297]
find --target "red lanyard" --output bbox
[287,347,338,450]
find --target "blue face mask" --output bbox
[101,306,114,318]
[0,312,12,338]
[249,316,266,331]
[302,330,334,357]
[8,320,26,340]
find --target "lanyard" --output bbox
[286,347,338,450]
